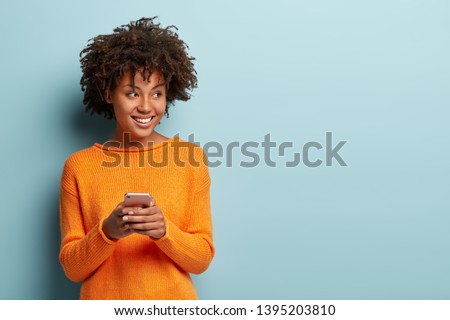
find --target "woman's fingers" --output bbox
[124,221,163,231]
[122,207,165,238]
[128,206,160,215]
[117,201,165,238]
[123,212,164,227]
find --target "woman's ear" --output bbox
[105,90,112,104]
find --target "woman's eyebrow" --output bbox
[123,84,139,90]
[151,83,165,90]
[122,83,165,90]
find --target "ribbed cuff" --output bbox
[97,218,119,245]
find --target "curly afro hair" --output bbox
[79,17,197,119]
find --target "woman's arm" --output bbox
[153,183,214,274]
[59,169,118,282]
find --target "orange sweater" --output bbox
[59,137,214,299]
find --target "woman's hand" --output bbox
[102,202,141,240]
[122,200,166,239]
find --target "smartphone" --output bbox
[124,192,152,207]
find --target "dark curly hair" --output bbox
[80,17,197,119]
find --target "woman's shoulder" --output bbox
[62,145,102,170]
[60,145,101,190]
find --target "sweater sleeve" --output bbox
[153,152,214,274]
[59,160,117,282]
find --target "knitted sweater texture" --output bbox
[59,137,214,299]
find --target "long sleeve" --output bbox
[59,163,117,282]
[154,181,214,274]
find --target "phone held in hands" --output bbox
[124,192,152,208]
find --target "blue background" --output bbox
[0,0,449,299]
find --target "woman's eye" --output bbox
[153,92,162,98]
[127,92,138,98]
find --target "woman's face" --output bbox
[107,69,166,146]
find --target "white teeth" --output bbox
[134,117,152,124]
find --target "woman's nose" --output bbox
[137,97,153,113]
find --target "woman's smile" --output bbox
[132,115,155,127]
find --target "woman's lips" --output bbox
[131,116,155,128]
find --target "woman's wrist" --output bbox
[101,218,115,240]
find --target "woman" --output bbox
[59,17,214,300]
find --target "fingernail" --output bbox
[123,216,128,221]
[129,211,134,215]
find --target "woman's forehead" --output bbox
[120,68,165,84]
